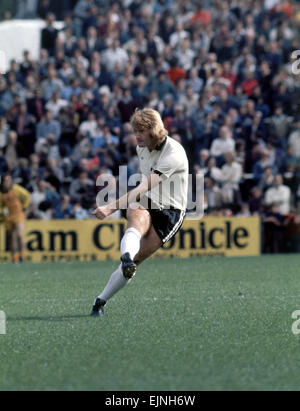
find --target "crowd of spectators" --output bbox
[0,0,300,252]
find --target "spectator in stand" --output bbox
[117,88,138,123]
[41,13,58,56]
[45,91,68,118]
[179,85,199,117]
[61,77,82,102]
[29,180,60,219]
[265,174,291,216]
[101,39,129,73]
[210,125,235,161]
[265,103,294,142]
[53,194,73,219]
[5,131,18,172]
[213,151,242,205]
[237,203,251,217]
[249,187,263,214]
[263,204,284,253]
[37,0,51,19]
[167,56,187,86]
[204,176,223,212]
[175,39,195,72]
[241,70,259,97]
[79,111,97,138]
[47,157,64,184]
[279,145,299,174]
[0,78,14,115]
[41,67,64,101]
[220,61,237,95]
[196,149,210,172]
[186,68,203,94]
[12,158,31,189]
[169,21,189,48]
[20,50,35,80]
[252,149,277,182]
[10,103,36,158]
[150,71,177,101]
[71,199,89,219]
[258,165,275,193]
[69,170,95,210]
[74,0,94,20]
[36,109,61,142]
[93,124,120,170]
[27,88,45,122]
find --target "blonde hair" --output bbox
[130,108,168,145]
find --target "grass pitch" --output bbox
[1,254,300,391]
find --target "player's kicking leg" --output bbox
[90,206,162,317]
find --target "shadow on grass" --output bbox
[7,314,92,322]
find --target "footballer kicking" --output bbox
[90,108,189,316]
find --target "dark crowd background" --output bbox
[0,0,300,253]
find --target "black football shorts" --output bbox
[121,197,186,244]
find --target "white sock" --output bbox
[120,227,142,260]
[98,265,129,302]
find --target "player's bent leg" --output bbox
[133,224,163,266]
[91,206,152,317]
[90,264,126,317]
[91,225,162,318]
[120,206,151,279]
[126,205,151,237]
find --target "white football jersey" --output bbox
[136,136,189,211]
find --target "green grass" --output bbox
[1,255,300,391]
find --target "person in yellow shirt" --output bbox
[0,174,31,263]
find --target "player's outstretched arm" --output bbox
[92,172,162,220]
